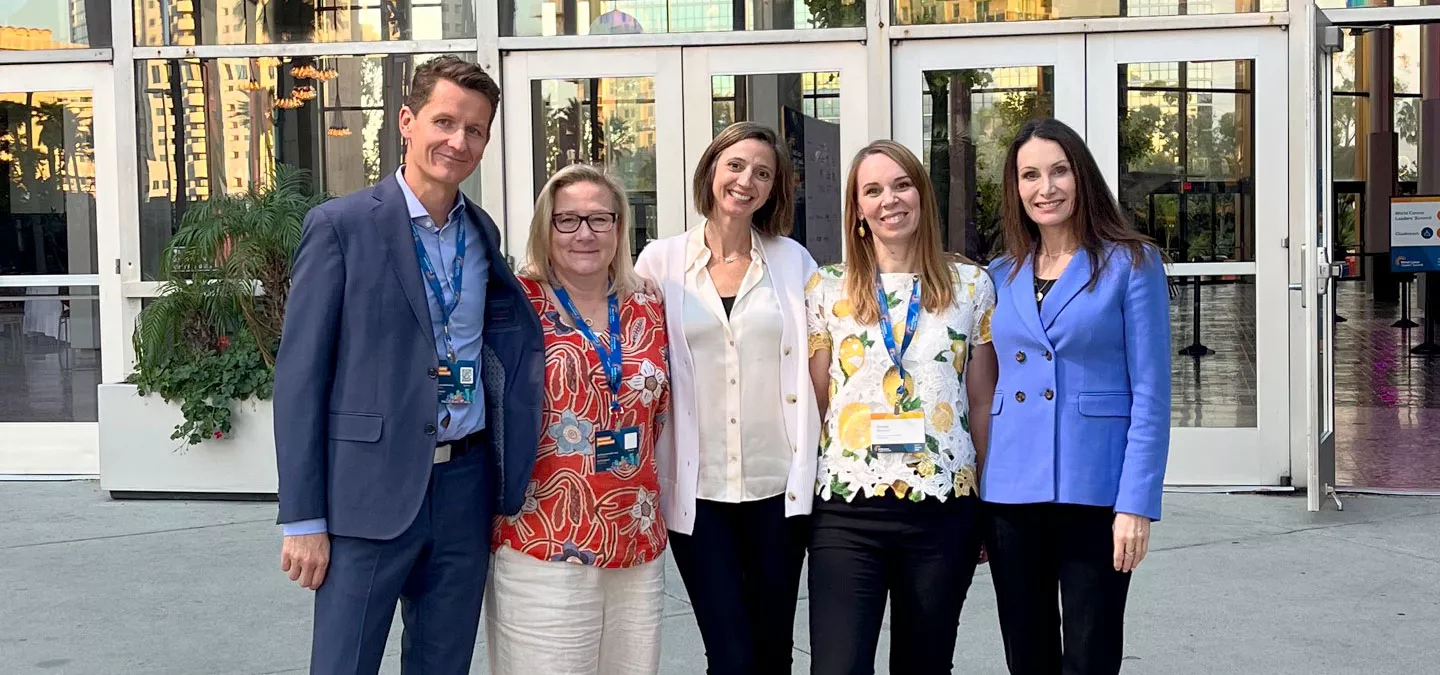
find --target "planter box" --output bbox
[98,383,277,497]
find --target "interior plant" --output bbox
[128,164,327,445]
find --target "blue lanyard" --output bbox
[410,220,466,362]
[553,284,624,416]
[875,273,921,402]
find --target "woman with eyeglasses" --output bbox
[635,121,820,675]
[486,164,671,675]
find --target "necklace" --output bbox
[1035,277,1058,303]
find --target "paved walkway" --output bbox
[2,482,1438,674]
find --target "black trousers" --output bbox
[985,502,1134,675]
[668,495,809,675]
[808,495,982,675]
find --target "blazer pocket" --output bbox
[1077,393,1133,418]
[990,392,1004,415]
[327,412,384,442]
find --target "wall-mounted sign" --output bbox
[1390,195,1440,273]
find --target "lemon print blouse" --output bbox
[805,262,996,503]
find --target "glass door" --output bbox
[681,43,869,266]
[1086,27,1290,486]
[1304,5,1343,511]
[891,35,1086,262]
[0,63,122,475]
[501,48,685,265]
[891,27,1291,486]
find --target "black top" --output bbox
[1034,276,1058,307]
[720,295,736,317]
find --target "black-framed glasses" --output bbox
[552,212,617,234]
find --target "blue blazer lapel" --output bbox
[1039,248,1093,331]
[1008,255,1051,347]
[373,176,434,336]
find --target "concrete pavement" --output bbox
[2,482,1438,674]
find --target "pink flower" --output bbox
[213,431,223,439]
[216,336,231,351]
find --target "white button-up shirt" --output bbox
[683,229,789,502]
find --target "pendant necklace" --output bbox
[1035,278,1058,303]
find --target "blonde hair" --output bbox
[522,164,641,297]
[841,140,958,325]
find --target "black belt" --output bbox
[434,432,481,464]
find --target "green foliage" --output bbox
[131,331,274,445]
[802,0,866,29]
[128,164,327,445]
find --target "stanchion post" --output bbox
[1393,274,1419,329]
[1179,275,1214,357]
[1410,272,1440,355]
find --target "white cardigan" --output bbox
[635,229,821,535]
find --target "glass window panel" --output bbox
[0,289,102,422]
[894,0,1285,25]
[134,0,474,46]
[1119,60,1256,263]
[0,0,111,49]
[1397,96,1421,184]
[1332,93,1366,182]
[1169,275,1256,428]
[1394,26,1422,96]
[1,90,99,276]
[918,66,1053,264]
[1334,191,1363,278]
[533,77,659,257]
[504,0,864,36]
[135,53,478,280]
[707,72,844,265]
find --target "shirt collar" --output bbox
[395,165,467,230]
[685,224,767,272]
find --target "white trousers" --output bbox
[485,546,665,675]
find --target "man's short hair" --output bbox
[405,55,501,124]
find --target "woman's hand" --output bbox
[1112,512,1151,573]
[639,277,662,298]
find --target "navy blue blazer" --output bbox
[980,244,1171,521]
[273,176,543,540]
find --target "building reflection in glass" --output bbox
[894,0,1286,25]
[134,53,476,279]
[921,66,1053,262]
[133,0,474,46]
[0,0,112,49]
[534,77,660,256]
[504,0,865,36]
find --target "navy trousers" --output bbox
[311,450,492,675]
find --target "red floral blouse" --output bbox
[492,277,670,568]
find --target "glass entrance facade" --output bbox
[5,0,1435,495]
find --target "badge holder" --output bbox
[436,361,477,405]
[595,426,642,473]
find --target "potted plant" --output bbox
[98,165,327,496]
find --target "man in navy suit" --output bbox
[273,55,542,674]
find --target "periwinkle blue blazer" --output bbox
[980,243,1172,521]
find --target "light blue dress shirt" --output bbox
[283,167,489,537]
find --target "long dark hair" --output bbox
[1000,117,1159,287]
